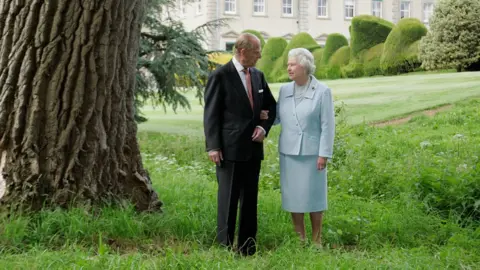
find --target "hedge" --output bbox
[362,43,384,76]
[381,18,427,75]
[350,15,394,57]
[256,37,288,81]
[322,33,349,65]
[313,48,326,79]
[328,46,351,68]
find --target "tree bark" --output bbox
[0,0,161,212]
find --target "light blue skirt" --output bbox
[279,153,328,213]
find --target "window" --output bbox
[400,1,410,18]
[196,0,202,15]
[372,0,382,18]
[225,42,235,52]
[225,0,236,14]
[423,3,434,23]
[345,0,355,19]
[253,0,265,15]
[318,0,328,17]
[179,0,186,16]
[282,0,293,16]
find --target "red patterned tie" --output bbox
[243,68,254,110]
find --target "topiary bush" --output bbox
[313,48,326,79]
[256,37,288,81]
[322,33,349,65]
[362,43,384,76]
[419,0,480,72]
[350,15,394,58]
[381,18,427,75]
[341,62,364,78]
[328,46,351,68]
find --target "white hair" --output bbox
[288,48,316,75]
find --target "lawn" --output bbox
[138,71,480,135]
[1,72,479,269]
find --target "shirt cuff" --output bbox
[256,126,266,135]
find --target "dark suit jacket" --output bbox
[203,60,277,161]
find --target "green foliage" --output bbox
[341,62,364,78]
[135,0,227,122]
[256,37,288,81]
[419,0,480,71]
[313,48,326,79]
[381,18,427,75]
[322,33,349,65]
[329,46,351,67]
[1,98,480,268]
[350,15,394,57]
[362,43,384,76]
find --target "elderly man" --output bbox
[203,33,277,256]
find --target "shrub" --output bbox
[341,62,364,78]
[362,43,384,76]
[328,46,351,68]
[313,48,326,79]
[419,0,480,72]
[381,18,427,75]
[325,66,342,79]
[256,37,288,81]
[350,15,394,58]
[322,33,349,65]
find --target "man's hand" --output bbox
[208,150,223,165]
[317,157,327,171]
[260,110,269,120]
[252,127,265,142]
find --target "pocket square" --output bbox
[259,89,264,93]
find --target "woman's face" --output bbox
[287,57,307,82]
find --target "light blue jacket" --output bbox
[275,76,335,158]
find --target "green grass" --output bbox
[1,73,480,269]
[138,71,480,134]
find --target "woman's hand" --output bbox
[260,110,269,120]
[317,157,327,171]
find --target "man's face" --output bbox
[240,40,262,68]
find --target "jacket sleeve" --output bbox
[258,72,277,137]
[273,86,282,125]
[318,88,335,158]
[203,72,223,152]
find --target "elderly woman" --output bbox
[262,48,335,247]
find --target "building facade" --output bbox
[172,0,436,51]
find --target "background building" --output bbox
[172,0,436,51]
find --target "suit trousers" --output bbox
[215,158,261,256]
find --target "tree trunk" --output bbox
[0,0,161,212]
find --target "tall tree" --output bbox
[135,0,226,122]
[419,0,480,72]
[0,1,161,211]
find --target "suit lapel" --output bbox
[227,61,252,111]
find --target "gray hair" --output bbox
[288,48,316,75]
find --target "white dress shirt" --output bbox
[232,56,266,135]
